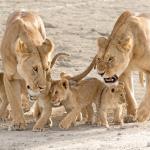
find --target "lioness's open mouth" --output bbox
[104,75,118,83]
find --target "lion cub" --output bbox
[51,77,126,129]
[24,82,52,132]
[96,83,126,128]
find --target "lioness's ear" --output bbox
[61,79,69,89]
[40,38,54,55]
[118,36,132,52]
[16,40,32,56]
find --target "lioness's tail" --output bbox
[50,53,69,68]
[69,56,96,82]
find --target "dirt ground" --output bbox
[0,0,150,149]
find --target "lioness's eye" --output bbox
[33,66,38,72]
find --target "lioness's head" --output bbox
[16,38,54,96]
[109,82,126,104]
[95,11,135,85]
[96,31,133,84]
[50,79,69,105]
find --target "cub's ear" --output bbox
[117,36,132,52]
[61,79,69,89]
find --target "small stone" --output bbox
[147,142,150,147]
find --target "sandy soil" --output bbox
[0,0,149,149]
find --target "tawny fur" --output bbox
[0,10,54,130]
[50,78,126,129]
[95,11,150,122]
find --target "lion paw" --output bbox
[32,127,45,132]
[59,120,71,129]
[137,103,150,122]
[85,121,92,125]
[124,115,136,123]
[8,122,26,131]
[0,116,8,122]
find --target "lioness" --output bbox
[50,77,126,129]
[95,11,150,122]
[1,10,54,130]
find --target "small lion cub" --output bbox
[50,77,106,129]
[96,82,126,128]
[24,82,52,132]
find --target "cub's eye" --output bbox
[33,66,38,72]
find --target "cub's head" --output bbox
[16,38,54,96]
[110,82,126,104]
[96,27,133,85]
[50,79,70,105]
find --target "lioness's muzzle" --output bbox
[104,75,118,83]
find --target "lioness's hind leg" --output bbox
[137,74,150,122]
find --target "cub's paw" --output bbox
[94,121,109,128]
[85,121,93,125]
[59,120,71,129]
[137,102,150,122]
[32,126,45,132]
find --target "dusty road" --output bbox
[0,0,149,149]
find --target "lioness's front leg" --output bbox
[3,75,26,130]
[137,74,150,122]
[59,107,81,129]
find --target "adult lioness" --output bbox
[1,10,54,130]
[95,11,150,122]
